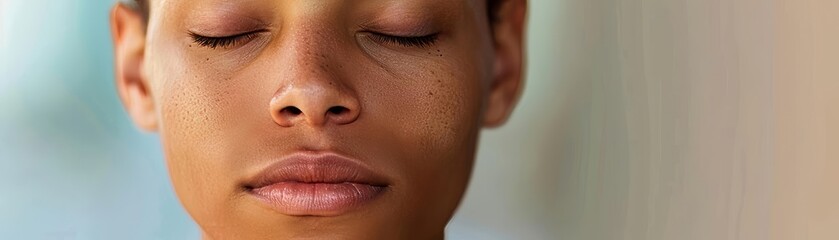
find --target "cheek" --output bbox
[382,62,484,232]
[357,44,487,156]
[363,45,485,206]
[150,44,269,223]
[152,30,275,165]
[385,43,487,172]
[399,65,482,155]
[404,66,482,185]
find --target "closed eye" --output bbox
[369,33,439,48]
[189,30,265,49]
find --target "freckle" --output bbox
[206,58,210,61]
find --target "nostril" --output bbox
[327,106,349,115]
[281,106,302,116]
[272,106,302,127]
[326,105,358,125]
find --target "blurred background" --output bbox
[2,0,838,239]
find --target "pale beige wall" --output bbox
[449,0,839,239]
[772,0,839,239]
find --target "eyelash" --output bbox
[369,33,439,48]
[189,31,262,49]
[189,31,438,49]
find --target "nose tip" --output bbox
[270,89,360,127]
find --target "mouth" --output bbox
[244,152,390,216]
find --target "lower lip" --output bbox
[249,182,386,216]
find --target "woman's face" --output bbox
[111,0,525,239]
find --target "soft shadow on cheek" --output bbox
[371,52,483,229]
[356,41,484,167]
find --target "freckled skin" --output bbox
[111,0,526,239]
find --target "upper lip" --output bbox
[244,152,390,190]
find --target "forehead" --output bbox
[145,0,488,12]
[144,0,492,36]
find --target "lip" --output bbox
[244,152,390,216]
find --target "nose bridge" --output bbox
[269,23,360,128]
[287,24,337,73]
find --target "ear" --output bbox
[111,3,158,132]
[483,0,527,128]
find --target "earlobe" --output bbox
[111,3,158,132]
[483,0,527,128]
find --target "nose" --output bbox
[268,20,361,128]
[269,75,361,127]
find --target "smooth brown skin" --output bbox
[111,0,526,239]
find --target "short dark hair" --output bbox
[131,0,502,23]
[131,0,150,22]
